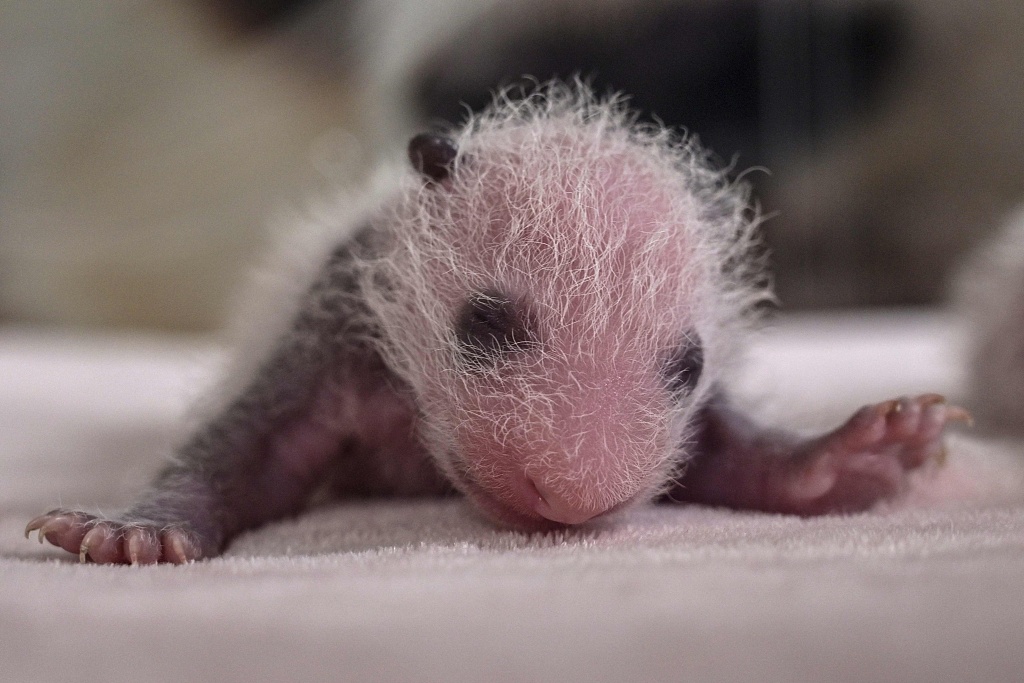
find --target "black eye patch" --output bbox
[455,292,535,368]
[662,335,704,395]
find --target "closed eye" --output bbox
[455,291,535,369]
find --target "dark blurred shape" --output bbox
[193,0,327,33]
[174,0,1024,312]
[414,1,906,172]
[759,1,906,162]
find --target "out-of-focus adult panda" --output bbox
[199,0,1024,311]
[955,207,1024,437]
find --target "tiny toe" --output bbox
[917,403,949,442]
[80,524,123,564]
[124,527,161,565]
[837,403,889,449]
[25,512,54,539]
[895,420,946,470]
[849,403,882,425]
[870,401,898,420]
[886,397,922,439]
[41,515,93,554]
[163,529,201,564]
[38,517,73,547]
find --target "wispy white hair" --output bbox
[357,81,771,506]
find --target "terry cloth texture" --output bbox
[2,312,1023,683]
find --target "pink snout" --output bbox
[512,472,611,525]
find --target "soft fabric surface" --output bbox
[2,312,1023,683]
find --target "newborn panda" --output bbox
[27,84,964,564]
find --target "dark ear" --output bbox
[408,133,458,182]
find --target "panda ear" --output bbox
[408,133,458,182]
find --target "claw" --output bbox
[946,405,974,427]
[37,518,74,544]
[24,513,50,540]
[915,394,970,426]
[25,510,203,565]
[79,526,104,564]
[37,518,68,544]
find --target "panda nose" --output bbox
[523,474,602,525]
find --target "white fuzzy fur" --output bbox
[359,84,768,508]
[956,206,1024,435]
[212,82,769,513]
[210,170,400,410]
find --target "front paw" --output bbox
[25,509,207,565]
[790,394,971,513]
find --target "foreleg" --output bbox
[667,393,970,515]
[26,237,399,563]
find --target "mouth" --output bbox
[453,470,636,531]
[460,481,568,531]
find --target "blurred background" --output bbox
[2,0,1023,331]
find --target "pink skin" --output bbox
[22,102,970,564]
[411,133,699,528]
[439,352,673,529]
[450,394,969,530]
[23,377,968,563]
[454,462,636,529]
[25,510,205,565]
[446,391,660,527]
[26,375,432,565]
[668,394,971,515]
[457,478,565,532]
